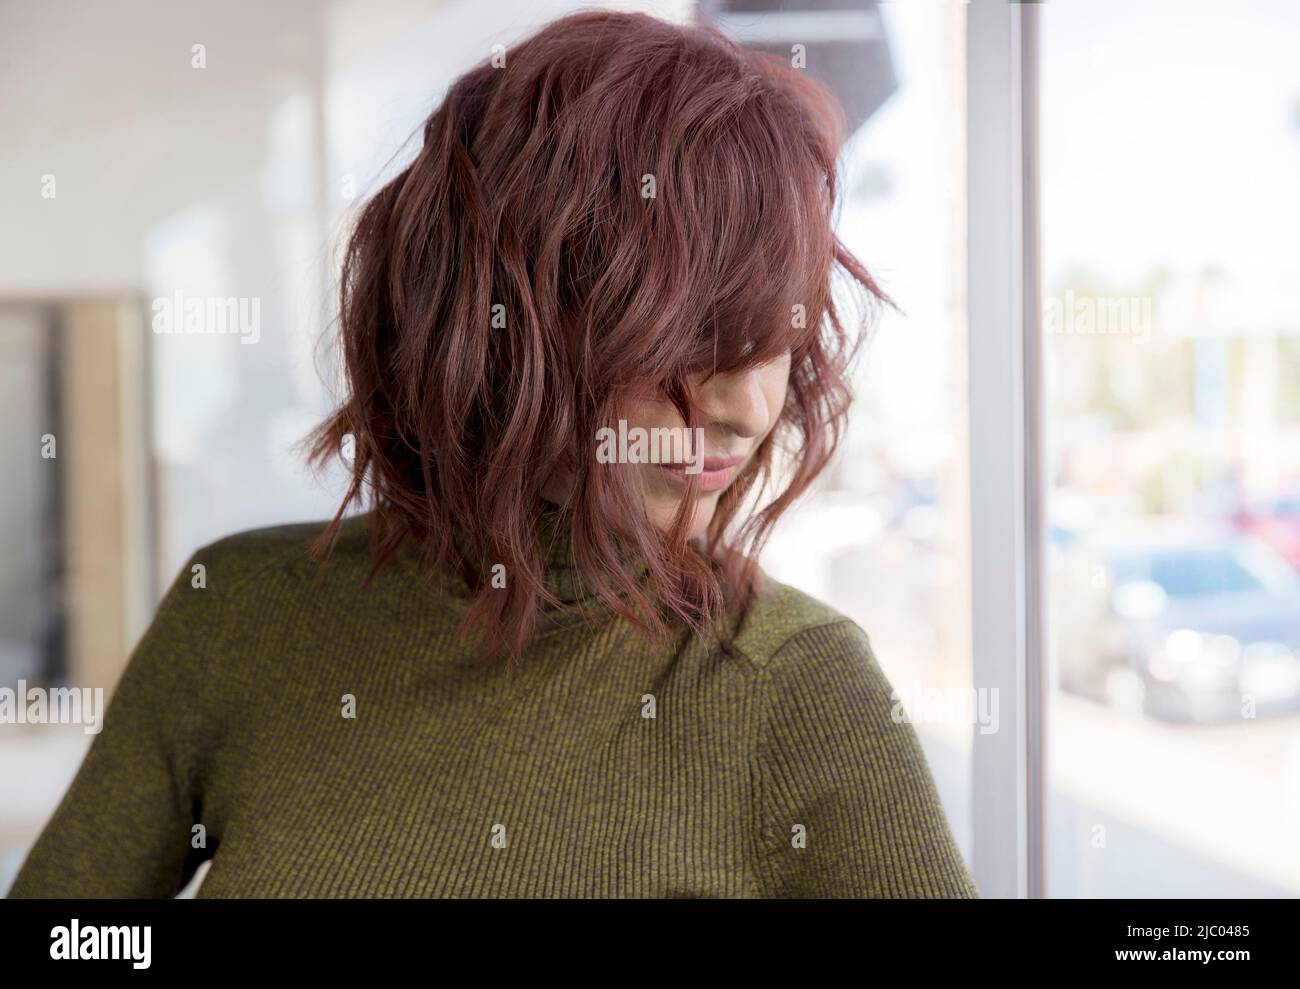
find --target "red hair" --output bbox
[307,10,888,664]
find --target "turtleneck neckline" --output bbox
[358,503,740,645]
[414,501,647,613]
[534,501,649,609]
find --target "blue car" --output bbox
[1056,530,1300,723]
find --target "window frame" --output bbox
[966,0,1047,899]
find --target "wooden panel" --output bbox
[58,299,151,696]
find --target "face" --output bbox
[544,352,792,540]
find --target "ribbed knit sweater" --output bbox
[8,511,978,898]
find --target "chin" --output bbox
[646,495,719,540]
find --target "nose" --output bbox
[694,367,771,441]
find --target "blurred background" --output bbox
[2,0,1298,898]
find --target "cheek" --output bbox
[761,361,792,430]
[623,394,681,430]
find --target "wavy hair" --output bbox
[306,9,888,664]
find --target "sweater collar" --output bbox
[533,501,648,609]
[429,501,647,612]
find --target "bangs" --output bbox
[569,40,847,388]
[679,80,839,378]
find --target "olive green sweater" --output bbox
[8,512,977,898]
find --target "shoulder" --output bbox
[183,509,369,579]
[147,513,378,643]
[181,513,372,595]
[728,570,874,670]
[725,570,898,715]
[735,578,975,897]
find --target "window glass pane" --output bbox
[1043,0,1300,896]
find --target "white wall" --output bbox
[0,0,691,586]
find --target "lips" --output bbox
[658,453,746,494]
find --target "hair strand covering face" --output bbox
[305,10,892,666]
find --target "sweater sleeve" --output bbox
[6,551,219,898]
[752,620,979,898]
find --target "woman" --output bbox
[10,10,977,898]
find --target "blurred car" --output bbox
[1056,525,1300,723]
[1234,494,1300,571]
